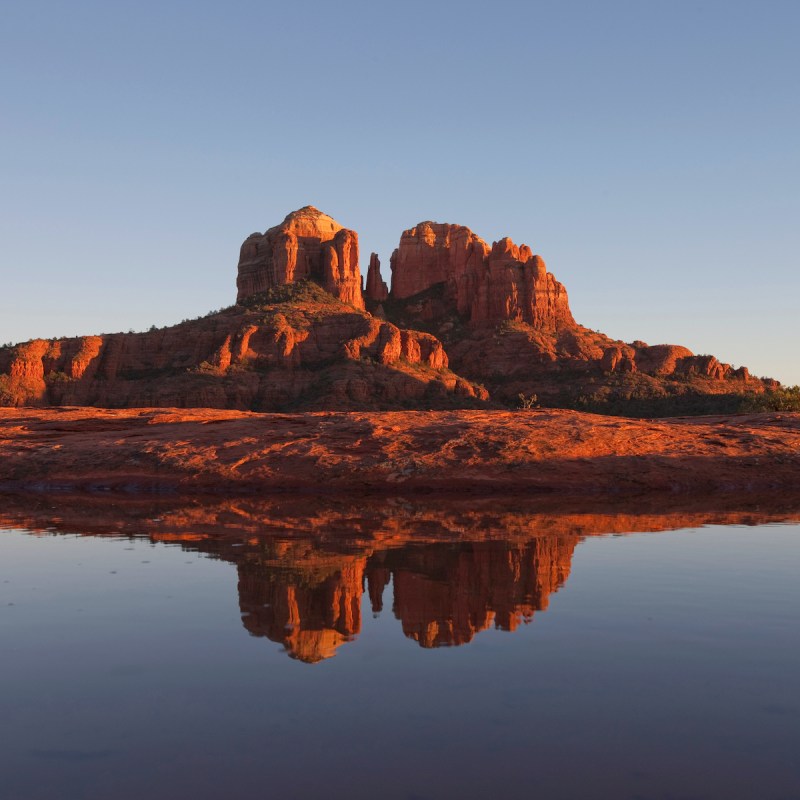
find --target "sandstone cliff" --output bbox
[0,205,781,415]
[364,253,389,303]
[237,206,364,309]
[390,221,574,330]
[382,218,773,413]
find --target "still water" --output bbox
[1,496,799,800]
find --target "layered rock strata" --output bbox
[0,287,481,410]
[390,222,574,330]
[236,207,364,309]
[0,205,779,414]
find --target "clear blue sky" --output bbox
[2,1,798,384]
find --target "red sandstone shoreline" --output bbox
[1,407,799,496]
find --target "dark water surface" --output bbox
[1,496,799,800]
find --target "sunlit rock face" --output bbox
[0,310,463,410]
[0,205,777,414]
[236,206,364,309]
[364,253,389,303]
[389,221,575,330]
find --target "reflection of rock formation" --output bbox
[4,492,800,663]
[388,539,575,648]
[231,536,578,661]
[238,558,366,663]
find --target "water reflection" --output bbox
[236,537,575,661]
[3,492,799,664]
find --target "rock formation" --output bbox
[364,253,389,303]
[0,205,781,415]
[0,285,482,410]
[390,222,574,330]
[384,218,772,412]
[237,206,364,309]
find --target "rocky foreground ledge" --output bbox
[1,407,799,495]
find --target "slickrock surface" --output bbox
[1,407,798,495]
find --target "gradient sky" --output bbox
[2,1,798,384]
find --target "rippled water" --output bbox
[1,496,799,799]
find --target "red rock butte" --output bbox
[237,206,364,309]
[389,221,574,330]
[0,205,781,414]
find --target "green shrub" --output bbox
[0,375,14,405]
[241,280,341,310]
[739,386,800,412]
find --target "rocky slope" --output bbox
[0,258,485,411]
[0,205,781,414]
[377,218,770,413]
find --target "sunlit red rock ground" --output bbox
[1,406,798,494]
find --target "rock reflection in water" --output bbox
[238,554,365,662]
[2,491,799,664]
[236,537,575,661]
[389,539,572,649]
